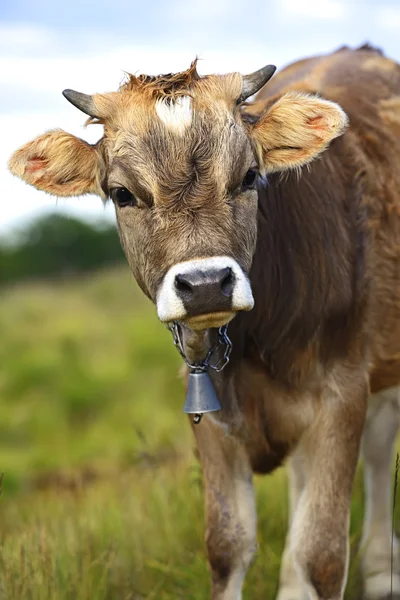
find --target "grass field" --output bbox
[0,266,396,599]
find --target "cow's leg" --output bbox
[361,387,400,599]
[287,369,367,600]
[276,452,309,600]
[193,415,257,600]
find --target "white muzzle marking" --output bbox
[156,256,254,323]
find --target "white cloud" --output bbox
[169,0,241,20]
[378,6,400,30]
[279,0,347,20]
[0,23,57,53]
[0,42,276,97]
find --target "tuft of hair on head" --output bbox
[120,59,201,99]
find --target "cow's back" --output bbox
[253,45,400,393]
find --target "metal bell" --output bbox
[184,369,222,416]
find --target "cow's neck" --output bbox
[230,157,367,388]
[179,326,210,364]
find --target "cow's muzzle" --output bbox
[156,257,254,330]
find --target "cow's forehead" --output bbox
[105,87,253,200]
[106,87,242,137]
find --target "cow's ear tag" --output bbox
[184,369,222,423]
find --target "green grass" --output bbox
[0,267,396,598]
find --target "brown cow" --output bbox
[8,44,400,599]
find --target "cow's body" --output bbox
[208,43,400,478]
[259,44,400,393]
[196,45,400,600]
[8,44,400,599]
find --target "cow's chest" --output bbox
[207,361,322,474]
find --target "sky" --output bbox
[1,0,400,236]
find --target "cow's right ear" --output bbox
[8,130,103,197]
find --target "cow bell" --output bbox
[184,369,222,423]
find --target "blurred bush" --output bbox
[0,213,125,285]
[0,264,190,502]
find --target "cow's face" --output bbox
[9,63,347,331]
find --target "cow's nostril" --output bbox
[175,274,193,297]
[221,268,234,297]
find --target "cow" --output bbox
[8,43,400,599]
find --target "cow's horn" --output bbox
[239,65,277,103]
[62,89,99,118]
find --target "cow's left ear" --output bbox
[249,92,348,174]
[8,130,104,197]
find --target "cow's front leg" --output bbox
[288,368,367,600]
[193,415,257,600]
[276,451,309,600]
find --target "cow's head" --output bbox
[9,62,347,331]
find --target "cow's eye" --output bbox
[110,187,136,207]
[241,169,257,190]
